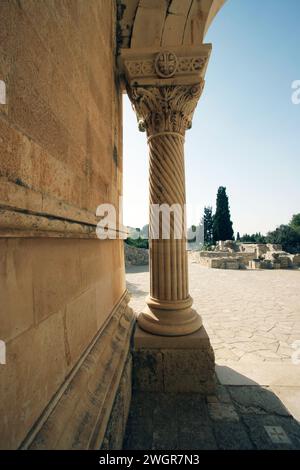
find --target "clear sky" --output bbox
[123,0,300,235]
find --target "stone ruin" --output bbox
[189,240,300,270]
[124,243,149,266]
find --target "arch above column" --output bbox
[117,0,226,337]
[118,0,226,50]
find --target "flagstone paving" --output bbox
[126,263,300,364]
[125,263,300,450]
[124,387,300,450]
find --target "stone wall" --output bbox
[189,250,254,269]
[0,0,122,218]
[125,243,149,266]
[101,355,133,450]
[0,1,129,449]
[189,242,300,270]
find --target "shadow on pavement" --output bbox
[123,365,300,450]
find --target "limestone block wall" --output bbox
[0,0,122,217]
[189,250,258,269]
[0,0,129,449]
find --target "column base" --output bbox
[132,325,216,394]
[137,295,203,336]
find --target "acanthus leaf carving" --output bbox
[127,83,205,136]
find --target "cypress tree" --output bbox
[212,186,234,243]
[203,206,214,245]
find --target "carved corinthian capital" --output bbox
[120,45,211,137]
[127,83,204,136]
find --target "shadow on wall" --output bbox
[124,366,300,450]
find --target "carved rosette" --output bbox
[124,49,209,82]
[127,82,204,137]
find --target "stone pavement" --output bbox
[126,263,300,365]
[125,263,300,449]
[124,388,300,450]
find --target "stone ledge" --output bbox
[134,324,211,349]
[0,179,128,239]
[133,325,216,394]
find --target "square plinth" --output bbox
[132,325,216,394]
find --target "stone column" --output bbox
[121,47,211,336]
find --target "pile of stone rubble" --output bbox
[124,243,149,266]
[189,240,300,270]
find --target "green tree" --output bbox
[240,232,266,243]
[240,233,253,243]
[236,232,241,242]
[125,237,149,249]
[203,206,214,245]
[267,224,300,253]
[212,187,234,243]
[290,213,300,234]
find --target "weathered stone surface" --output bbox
[124,391,219,451]
[179,426,218,450]
[152,394,178,449]
[290,254,300,266]
[126,262,300,450]
[118,0,225,49]
[0,0,130,450]
[208,403,239,422]
[163,349,215,393]
[228,386,291,417]
[134,324,212,349]
[213,422,254,449]
[132,350,164,392]
[124,243,149,266]
[190,242,300,270]
[124,388,300,450]
[127,262,300,368]
[242,415,300,450]
[133,326,215,394]
[0,236,128,449]
[0,239,34,342]
[0,0,121,218]
[0,309,67,449]
[101,356,132,450]
[25,293,134,450]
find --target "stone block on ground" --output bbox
[213,422,254,450]
[241,415,300,450]
[132,325,215,394]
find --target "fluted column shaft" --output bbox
[148,133,188,303]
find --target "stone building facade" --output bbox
[0,0,225,449]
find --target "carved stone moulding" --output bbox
[120,45,212,87]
